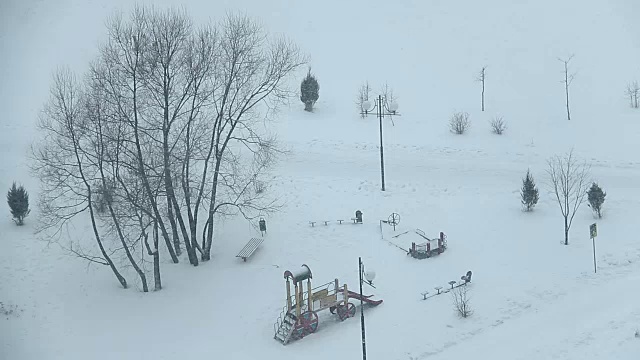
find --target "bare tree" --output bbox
[489,115,506,135]
[546,150,591,245]
[200,13,305,261]
[380,82,397,120]
[98,8,181,264]
[356,81,371,118]
[84,77,151,291]
[33,6,304,293]
[449,111,470,134]
[626,81,639,108]
[558,55,575,120]
[31,68,128,288]
[451,285,472,318]
[476,66,487,111]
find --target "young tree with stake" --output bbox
[547,150,590,245]
[476,66,487,111]
[559,55,575,120]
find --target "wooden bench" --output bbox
[309,221,316,227]
[236,237,264,262]
[351,218,362,224]
[337,219,344,224]
[421,291,429,300]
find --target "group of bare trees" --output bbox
[31,6,305,291]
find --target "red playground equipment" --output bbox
[273,264,383,345]
[408,231,447,259]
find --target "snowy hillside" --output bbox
[2,0,640,359]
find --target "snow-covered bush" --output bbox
[490,116,507,134]
[449,112,470,134]
[451,285,472,318]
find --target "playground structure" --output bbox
[421,270,473,300]
[309,209,363,227]
[378,212,448,259]
[273,264,383,345]
[408,230,447,259]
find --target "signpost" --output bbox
[590,223,597,273]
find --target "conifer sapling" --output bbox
[300,68,319,112]
[521,169,539,211]
[587,182,606,218]
[7,182,30,225]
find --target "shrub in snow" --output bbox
[587,182,606,219]
[451,285,472,318]
[356,81,371,118]
[490,116,507,135]
[300,68,319,112]
[0,301,22,318]
[7,182,30,225]
[521,169,539,212]
[449,112,470,134]
[626,81,639,109]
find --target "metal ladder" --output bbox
[273,306,297,345]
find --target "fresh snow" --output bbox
[1,0,640,359]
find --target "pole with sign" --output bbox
[590,223,597,273]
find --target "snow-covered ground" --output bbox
[2,0,640,359]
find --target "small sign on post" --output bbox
[590,223,597,273]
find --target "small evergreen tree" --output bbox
[300,68,319,112]
[521,169,539,211]
[7,182,30,225]
[587,182,606,218]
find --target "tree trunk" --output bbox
[564,63,571,121]
[168,201,182,256]
[89,203,128,288]
[304,101,313,112]
[153,221,162,291]
[481,79,485,112]
[163,129,198,266]
[564,216,569,245]
[202,156,223,261]
[131,71,179,264]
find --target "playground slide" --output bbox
[346,290,383,306]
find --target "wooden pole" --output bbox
[307,278,312,312]
[286,278,292,312]
[295,282,300,318]
[592,236,597,273]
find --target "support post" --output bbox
[294,282,301,318]
[359,257,367,360]
[592,236,597,273]
[378,95,386,192]
[286,278,292,311]
[307,277,312,312]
